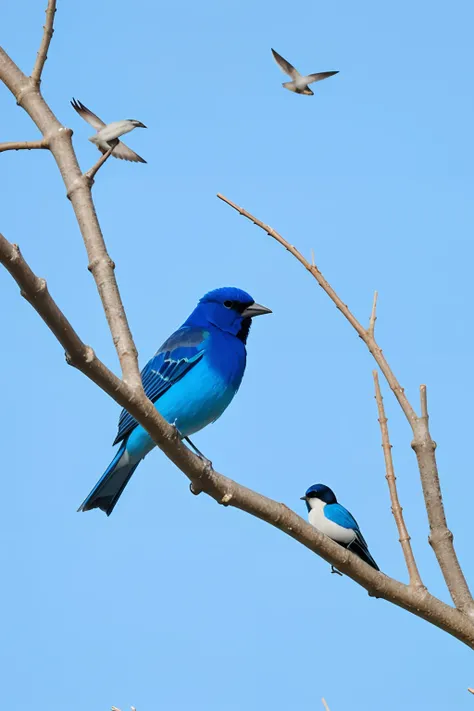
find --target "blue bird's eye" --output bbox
[224,300,233,309]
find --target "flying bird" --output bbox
[70,98,147,163]
[78,287,272,516]
[301,484,379,570]
[271,48,338,96]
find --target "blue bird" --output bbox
[301,484,379,570]
[79,287,271,516]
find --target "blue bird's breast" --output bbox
[125,330,246,460]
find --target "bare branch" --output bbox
[322,698,330,711]
[2,230,474,648]
[368,290,378,338]
[217,192,417,423]
[468,688,474,695]
[0,139,48,153]
[83,145,115,184]
[373,370,424,590]
[411,384,469,604]
[217,193,474,616]
[420,384,428,418]
[0,46,142,391]
[31,0,57,85]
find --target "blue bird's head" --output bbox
[300,484,337,512]
[190,287,272,344]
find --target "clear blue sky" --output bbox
[1,1,473,709]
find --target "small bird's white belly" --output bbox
[308,500,355,545]
[294,78,306,89]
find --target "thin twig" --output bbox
[2,229,474,648]
[31,0,57,85]
[468,688,474,695]
[373,370,424,590]
[368,290,378,338]
[217,192,474,616]
[321,698,330,711]
[84,146,115,184]
[0,139,48,153]
[420,384,428,419]
[217,193,416,422]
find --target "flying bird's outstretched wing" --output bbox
[271,48,300,78]
[70,98,106,130]
[113,326,208,444]
[104,141,147,164]
[306,71,339,85]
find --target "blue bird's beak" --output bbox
[241,302,272,318]
[300,496,307,501]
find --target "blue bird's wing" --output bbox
[113,326,208,445]
[324,503,360,531]
[325,504,379,571]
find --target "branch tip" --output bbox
[31,0,57,85]
[368,290,378,337]
[420,384,428,419]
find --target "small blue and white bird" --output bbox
[301,484,379,570]
[79,287,271,516]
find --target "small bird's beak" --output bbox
[241,302,272,318]
[300,496,307,501]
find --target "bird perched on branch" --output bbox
[301,484,379,570]
[78,287,272,516]
[70,98,147,163]
[271,48,338,96]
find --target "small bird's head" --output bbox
[301,484,337,512]
[127,120,147,129]
[195,287,271,343]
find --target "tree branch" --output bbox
[373,370,424,590]
[0,45,142,391]
[1,230,474,649]
[368,290,378,338]
[31,0,57,85]
[322,698,331,711]
[0,139,48,153]
[83,145,115,185]
[217,192,474,616]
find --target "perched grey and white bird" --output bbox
[301,484,379,570]
[70,98,147,163]
[271,48,338,96]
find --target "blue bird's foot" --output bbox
[331,565,343,577]
[170,425,212,468]
[183,435,212,469]
[186,437,213,497]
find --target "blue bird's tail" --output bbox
[348,534,379,571]
[78,441,140,516]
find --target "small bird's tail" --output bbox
[78,441,140,516]
[348,534,379,571]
